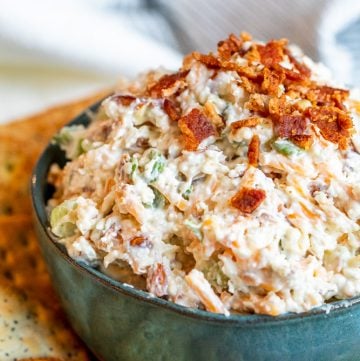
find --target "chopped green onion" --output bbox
[52,125,87,159]
[152,188,166,208]
[184,218,203,241]
[182,185,193,200]
[148,151,165,182]
[130,157,138,177]
[273,139,302,156]
[50,202,77,237]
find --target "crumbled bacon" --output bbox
[163,99,180,121]
[261,68,285,96]
[306,85,349,110]
[145,34,353,152]
[291,134,313,149]
[193,52,221,69]
[231,117,263,132]
[230,187,266,213]
[178,108,216,151]
[245,46,261,64]
[130,236,152,248]
[244,94,268,115]
[147,263,168,297]
[281,67,308,82]
[111,94,136,106]
[217,33,243,60]
[307,107,353,149]
[276,114,308,138]
[240,76,260,94]
[284,48,311,79]
[149,71,189,98]
[257,39,287,68]
[248,135,260,167]
[268,95,292,119]
[204,101,224,128]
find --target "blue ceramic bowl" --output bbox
[31,103,360,361]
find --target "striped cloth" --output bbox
[111,0,360,86]
[0,0,359,123]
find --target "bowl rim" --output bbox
[31,100,360,325]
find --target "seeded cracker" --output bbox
[0,91,112,358]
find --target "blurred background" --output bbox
[0,0,359,123]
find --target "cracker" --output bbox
[19,358,63,361]
[19,358,62,361]
[0,90,110,216]
[0,216,56,308]
[0,217,90,360]
[0,137,36,215]
[0,90,110,145]
[0,91,113,358]
[0,283,89,361]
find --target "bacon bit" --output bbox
[136,137,149,148]
[147,263,168,297]
[307,106,353,149]
[281,67,309,82]
[268,95,292,119]
[178,108,216,151]
[193,52,221,69]
[240,31,252,42]
[240,76,260,94]
[149,71,189,98]
[111,94,136,106]
[276,114,308,138]
[130,236,152,248]
[203,101,224,128]
[244,46,261,64]
[219,59,261,81]
[244,93,268,115]
[352,100,360,114]
[261,68,285,96]
[235,65,262,81]
[257,39,287,68]
[231,116,263,132]
[248,135,260,167]
[290,134,313,150]
[306,85,349,109]
[284,48,311,78]
[230,187,266,213]
[217,33,243,60]
[163,99,180,121]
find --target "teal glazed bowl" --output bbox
[31,103,360,361]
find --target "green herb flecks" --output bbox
[184,218,203,241]
[272,139,302,156]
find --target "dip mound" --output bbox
[48,33,360,316]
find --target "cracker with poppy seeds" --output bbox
[0,283,89,361]
[0,90,110,145]
[0,216,57,308]
[19,358,63,361]
[0,90,111,216]
[0,136,36,216]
